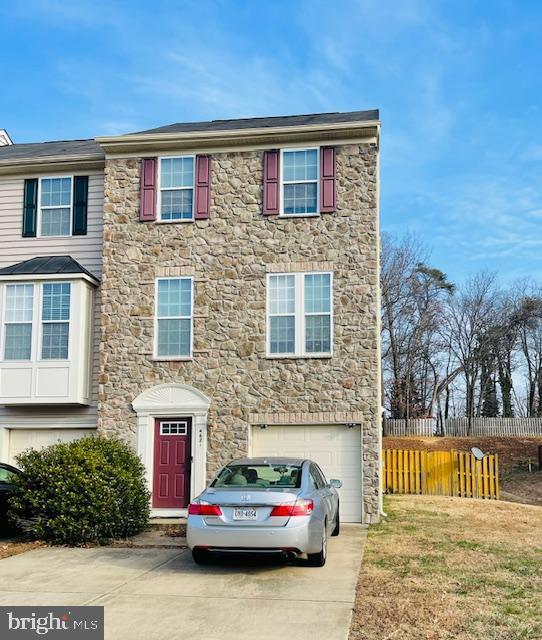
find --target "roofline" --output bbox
[0,154,105,176]
[96,119,381,155]
[0,272,99,286]
[0,115,380,168]
[0,256,100,285]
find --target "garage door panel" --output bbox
[252,424,362,523]
[9,429,95,466]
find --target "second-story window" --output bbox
[267,272,333,357]
[159,157,195,221]
[39,177,72,236]
[3,284,34,360]
[281,148,319,216]
[41,283,71,359]
[155,277,193,358]
[2,282,71,361]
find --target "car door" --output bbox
[309,464,333,527]
[0,463,20,525]
[312,464,336,530]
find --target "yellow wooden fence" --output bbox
[382,449,499,499]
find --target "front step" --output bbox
[148,517,186,528]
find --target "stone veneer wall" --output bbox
[98,142,381,522]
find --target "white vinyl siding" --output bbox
[0,171,103,428]
[158,156,195,221]
[154,277,193,359]
[267,272,333,357]
[0,172,103,276]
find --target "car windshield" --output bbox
[212,464,302,489]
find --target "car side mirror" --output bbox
[329,479,342,489]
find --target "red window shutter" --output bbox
[140,158,157,221]
[194,155,211,219]
[320,146,336,213]
[263,150,280,215]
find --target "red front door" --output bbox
[152,418,192,509]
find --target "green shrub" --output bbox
[9,435,150,545]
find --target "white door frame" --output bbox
[132,383,210,517]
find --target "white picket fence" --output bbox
[383,417,542,437]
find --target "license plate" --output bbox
[233,507,257,520]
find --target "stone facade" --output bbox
[97,142,381,523]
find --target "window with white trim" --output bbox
[281,148,319,215]
[267,272,332,357]
[160,421,188,435]
[41,283,71,359]
[155,277,193,358]
[2,282,71,361]
[39,177,72,236]
[159,157,195,221]
[3,284,34,360]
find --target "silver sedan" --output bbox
[187,457,342,567]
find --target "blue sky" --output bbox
[1,0,541,284]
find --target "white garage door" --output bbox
[251,424,362,523]
[9,429,95,466]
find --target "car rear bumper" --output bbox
[187,516,322,554]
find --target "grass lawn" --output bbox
[0,539,43,560]
[350,496,542,640]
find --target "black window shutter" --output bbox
[72,176,89,235]
[22,178,38,237]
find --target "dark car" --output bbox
[0,463,21,532]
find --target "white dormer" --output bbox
[0,256,98,405]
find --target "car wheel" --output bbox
[307,524,327,567]
[331,507,340,537]
[192,548,212,565]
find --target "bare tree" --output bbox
[381,234,453,425]
[442,272,498,433]
[513,283,542,416]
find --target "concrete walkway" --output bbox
[0,525,366,640]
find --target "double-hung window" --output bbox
[267,272,332,357]
[281,148,319,215]
[41,283,71,359]
[159,157,195,221]
[155,277,193,358]
[2,282,71,361]
[39,177,72,236]
[3,284,34,360]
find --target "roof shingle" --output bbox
[0,256,99,282]
[0,139,104,163]
[131,109,379,136]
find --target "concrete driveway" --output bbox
[0,525,366,640]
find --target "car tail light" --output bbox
[188,503,222,516]
[270,499,313,517]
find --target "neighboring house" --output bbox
[0,110,382,524]
[0,137,105,465]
